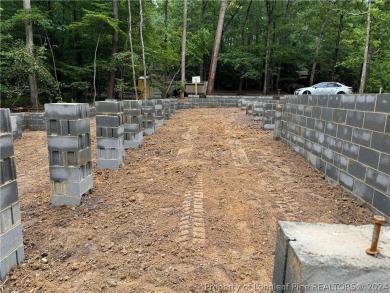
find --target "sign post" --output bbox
[192,76,201,96]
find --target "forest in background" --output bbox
[1,0,389,108]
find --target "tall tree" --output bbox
[180,0,188,98]
[23,0,39,109]
[107,0,119,99]
[206,0,228,95]
[309,20,326,86]
[359,0,372,93]
[139,0,147,99]
[127,0,138,100]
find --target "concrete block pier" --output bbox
[141,100,156,135]
[154,99,164,127]
[96,101,125,169]
[123,100,143,149]
[0,108,25,280]
[45,103,93,205]
[273,221,390,293]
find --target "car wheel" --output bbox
[302,90,311,95]
[337,91,345,94]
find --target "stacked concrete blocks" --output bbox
[154,99,165,127]
[45,103,93,205]
[141,100,156,135]
[280,94,390,219]
[252,102,264,121]
[96,101,125,169]
[163,99,171,120]
[262,102,277,130]
[123,100,143,149]
[170,98,178,113]
[0,108,25,280]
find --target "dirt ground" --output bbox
[2,108,374,293]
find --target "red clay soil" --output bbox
[2,108,373,293]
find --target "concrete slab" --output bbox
[273,221,390,293]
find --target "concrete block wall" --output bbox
[122,100,143,149]
[96,101,125,169]
[280,94,390,218]
[45,103,93,205]
[0,108,25,281]
[177,95,240,109]
[142,100,156,135]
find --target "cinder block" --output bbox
[379,153,390,174]
[50,175,92,197]
[97,159,123,170]
[333,153,349,171]
[386,115,390,134]
[0,134,14,160]
[10,116,22,138]
[353,180,374,204]
[375,94,390,113]
[341,95,356,110]
[0,181,19,210]
[372,191,390,216]
[325,122,337,137]
[328,95,341,108]
[364,112,386,132]
[332,109,346,124]
[45,103,89,120]
[95,101,123,114]
[273,222,390,293]
[0,109,12,133]
[339,172,354,190]
[325,163,339,182]
[51,195,82,206]
[348,160,366,180]
[336,125,352,142]
[351,128,372,147]
[317,95,329,107]
[124,109,142,116]
[124,124,142,133]
[326,136,342,153]
[48,135,90,151]
[321,108,333,121]
[371,132,390,153]
[346,110,364,128]
[314,120,324,132]
[124,132,143,149]
[0,207,13,234]
[97,148,124,160]
[49,148,91,167]
[0,224,23,259]
[358,146,379,169]
[342,141,359,160]
[365,168,389,193]
[0,157,17,185]
[96,115,123,127]
[322,148,334,164]
[356,94,376,111]
[96,126,124,138]
[97,137,124,149]
[49,166,87,181]
[308,96,318,106]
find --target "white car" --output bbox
[294,82,353,95]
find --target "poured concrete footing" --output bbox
[273,221,390,293]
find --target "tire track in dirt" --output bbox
[177,175,206,246]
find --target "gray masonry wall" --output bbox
[279,94,390,218]
[141,100,156,136]
[0,108,25,281]
[45,103,93,205]
[177,95,275,109]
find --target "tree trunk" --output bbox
[359,0,371,94]
[139,0,147,99]
[238,77,243,95]
[23,0,39,110]
[331,14,344,81]
[262,26,271,95]
[206,0,228,95]
[107,0,119,99]
[309,20,326,86]
[127,0,138,100]
[93,31,101,105]
[180,0,188,98]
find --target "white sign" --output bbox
[192,76,201,83]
